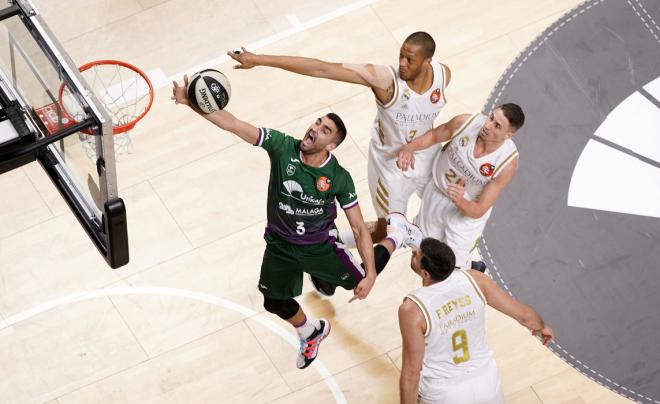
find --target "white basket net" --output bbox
[60,61,153,160]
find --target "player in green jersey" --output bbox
[172,75,421,369]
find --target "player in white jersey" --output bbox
[397,104,525,269]
[399,238,554,404]
[228,32,451,245]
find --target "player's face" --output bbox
[410,248,423,276]
[398,43,429,81]
[478,108,515,143]
[300,116,339,154]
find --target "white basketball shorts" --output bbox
[418,358,504,404]
[368,143,433,218]
[414,181,490,268]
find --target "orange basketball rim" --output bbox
[58,59,154,135]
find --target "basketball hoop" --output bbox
[58,59,154,160]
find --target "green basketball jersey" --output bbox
[256,127,358,245]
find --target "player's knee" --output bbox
[263,297,300,320]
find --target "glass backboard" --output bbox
[0,0,128,268]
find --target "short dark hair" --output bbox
[498,103,525,130]
[419,238,455,281]
[404,31,436,59]
[326,112,347,146]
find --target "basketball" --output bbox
[187,69,231,113]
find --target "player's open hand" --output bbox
[228,47,258,69]
[533,326,555,346]
[349,274,376,302]
[396,147,416,171]
[171,75,190,106]
[447,178,466,205]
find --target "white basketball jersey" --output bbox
[371,60,448,160]
[433,113,518,208]
[406,270,492,379]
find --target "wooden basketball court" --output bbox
[0,0,633,402]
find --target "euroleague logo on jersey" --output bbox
[430,88,442,104]
[316,176,331,192]
[479,163,495,177]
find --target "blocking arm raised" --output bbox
[228,47,394,103]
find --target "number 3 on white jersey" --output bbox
[406,129,418,143]
[295,221,306,235]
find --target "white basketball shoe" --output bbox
[386,212,423,249]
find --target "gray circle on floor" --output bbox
[479,0,660,402]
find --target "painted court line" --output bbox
[151,0,379,89]
[287,13,303,28]
[1,286,347,404]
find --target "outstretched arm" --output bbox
[344,204,376,302]
[172,75,259,145]
[228,47,394,104]
[469,270,554,345]
[399,298,426,404]
[397,113,471,171]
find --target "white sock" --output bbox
[386,228,405,250]
[295,316,320,339]
[338,228,357,248]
